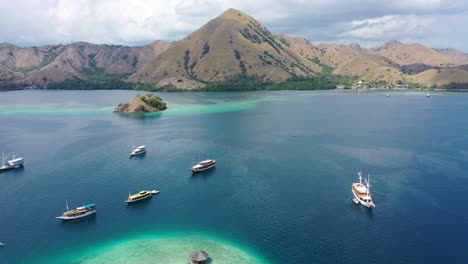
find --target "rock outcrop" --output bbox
[114,93,167,113]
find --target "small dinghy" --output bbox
[0,241,5,247]
[352,198,359,204]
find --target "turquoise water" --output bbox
[0,90,468,264]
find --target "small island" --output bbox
[114,93,167,113]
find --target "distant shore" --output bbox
[1,86,467,92]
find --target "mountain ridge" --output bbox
[1,8,467,90]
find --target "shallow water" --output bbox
[0,90,467,264]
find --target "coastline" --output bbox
[33,232,270,264]
[2,86,468,92]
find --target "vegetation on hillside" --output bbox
[47,70,154,90]
[197,73,356,91]
[140,93,167,110]
[114,93,167,113]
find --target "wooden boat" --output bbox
[125,190,159,203]
[56,201,96,220]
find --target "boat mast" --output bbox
[358,170,363,185]
[66,200,69,211]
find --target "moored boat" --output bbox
[130,145,146,156]
[56,201,96,220]
[0,153,24,171]
[191,159,216,173]
[125,190,159,203]
[351,170,375,208]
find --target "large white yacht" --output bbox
[0,153,24,171]
[351,170,375,208]
[191,159,216,173]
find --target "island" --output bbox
[114,93,167,113]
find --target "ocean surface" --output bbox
[0,90,467,264]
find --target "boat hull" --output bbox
[0,164,22,171]
[351,188,374,208]
[192,163,215,173]
[130,150,146,156]
[125,190,159,203]
[56,209,96,220]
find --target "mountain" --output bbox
[1,8,468,91]
[332,53,407,85]
[128,8,321,88]
[369,40,454,74]
[411,68,468,87]
[315,43,364,67]
[435,48,468,66]
[0,41,170,88]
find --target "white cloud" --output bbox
[0,0,467,51]
[342,15,435,40]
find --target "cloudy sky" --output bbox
[1,0,467,51]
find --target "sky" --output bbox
[1,0,467,51]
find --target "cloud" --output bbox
[0,0,467,51]
[342,15,435,41]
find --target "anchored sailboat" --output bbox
[56,200,96,220]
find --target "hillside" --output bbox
[114,93,167,113]
[1,8,468,91]
[435,48,468,66]
[333,54,394,76]
[332,54,407,86]
[128,8,321,88]
[0,41,170,89]
[411,68,468,87]
[369,41,453,73]
[315,43,364,67]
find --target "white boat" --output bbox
[0,153,24,171]
[191,159,216,173]
[351,170,375,208]
[0,241,4,247]
[56,201,96,220]
[386,94,390,98]
[426,93,431,98]
[130,145,146,156]
[125,190,159,203]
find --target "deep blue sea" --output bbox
[0,90,467,264]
